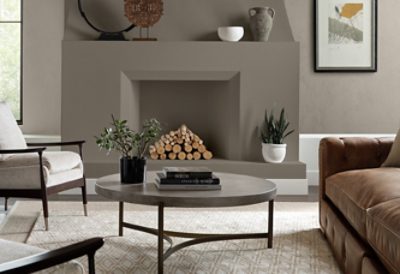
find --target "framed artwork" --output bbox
[314,0,377,72]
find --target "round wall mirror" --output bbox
[78,0,135,40]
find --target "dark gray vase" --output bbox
[120,157,146,184]
[249,7,276,42]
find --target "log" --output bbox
[178,152,186,160]
[184,144,193,153]
[180,124,187,133]
[149,145,156,154]
[160,153,167,160]
[203,151,213,160]
[150,152,159,160]
[177,138,184,145]
[192,142,199,149]
[168,152,176,160]
[156,146,165,155]
[186,153,193,160]
[198,144,206,153]
[158,140,165,147]
[193,151,202,160]
[165,143,172,152]
[172,144,182,153]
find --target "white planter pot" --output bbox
[262,143,287,163]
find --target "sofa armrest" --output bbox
[319,137,393,198]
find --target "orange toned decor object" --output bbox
[124,0,163,40]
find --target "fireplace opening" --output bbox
[121,74,240,161]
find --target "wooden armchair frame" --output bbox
[0,237,104,274]
[0,141,88,230]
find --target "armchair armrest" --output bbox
[0,237,104,274]
[319,137,393,197]
[0,147,46,155]
[27,140,86,158]
[27,141,85,147]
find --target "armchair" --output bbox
[0,237,103,274]
[0,102,88,230]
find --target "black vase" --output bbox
[120,157,147,184]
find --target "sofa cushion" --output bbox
[382,128,400,167]
[0,239,84,274]
[325,167,400,239]
[366,198,400,274]
[0,151,82,174]
[0,102,27,161]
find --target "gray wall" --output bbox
[286,0,400,133]
[64,0,294,42]
[21,0,64,134]
[22,0,400,135]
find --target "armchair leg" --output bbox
[44,217,49,231]
[84,204,88,217]
[82,178,88,217]
[42,195,49,231]
[88,253,96,274]
[4,197,8,211]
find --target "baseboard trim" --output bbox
[267,179,308,195]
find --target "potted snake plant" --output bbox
[95,116,161,184]
[260,108,294,163]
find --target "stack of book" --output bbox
[155,167,221,191]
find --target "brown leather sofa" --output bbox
[319,137,400,274]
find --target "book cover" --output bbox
[154,180,222,191]
[163,167,212,179]
[157,173,220,185]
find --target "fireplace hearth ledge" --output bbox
[85,159,306,179]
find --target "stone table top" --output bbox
[96,172,277,208]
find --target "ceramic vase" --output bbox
[249,7,275,42]
[262,143,286,163]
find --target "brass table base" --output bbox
[118,201,274,274]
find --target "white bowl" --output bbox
[218,26,244,42]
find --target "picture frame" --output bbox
[314,0,377,72]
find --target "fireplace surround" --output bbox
[61,0,307,194]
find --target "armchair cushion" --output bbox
[0,102,27,161]
[0,151,84,189]
[0,239,84,274]
[0,151,82,173]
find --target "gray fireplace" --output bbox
[61,0,306,193]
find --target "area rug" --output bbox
[23,202,340,274]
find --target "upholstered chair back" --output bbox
[0,102,27,160]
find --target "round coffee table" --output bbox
[96,172,277,274]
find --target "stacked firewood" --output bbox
[149,125,213,160]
